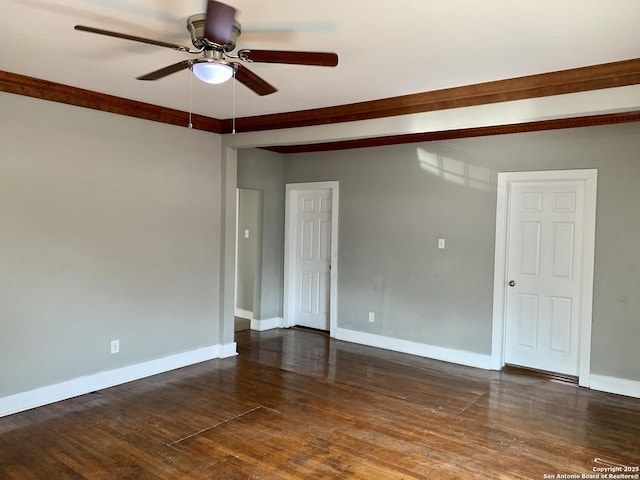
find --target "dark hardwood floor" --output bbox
[1,328,639,479]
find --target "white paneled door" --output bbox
[504,180,586,375]
[293,188,332,330]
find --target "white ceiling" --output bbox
[2,0,640,120]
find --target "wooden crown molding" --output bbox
[0,70,224,134]
[2,57,640,146]
[227,57,640,133]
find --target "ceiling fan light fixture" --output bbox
[191,61,234,84]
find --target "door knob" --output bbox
[508,280,516,287]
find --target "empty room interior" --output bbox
[1,1,639,478]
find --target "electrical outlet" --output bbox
[110,339,120,354]
[368,312,375,323]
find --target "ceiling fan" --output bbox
[74,0,338,96]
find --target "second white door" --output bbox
[293,188,332,330]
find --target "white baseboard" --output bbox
[250,317,284,331]
[0,342,237,418]
[334,327,493,370]
[589,374,640,398]
[235,309,253,320]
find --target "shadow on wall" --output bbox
[417,144,497,192]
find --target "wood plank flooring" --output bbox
[1,328,639,479]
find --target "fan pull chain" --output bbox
[232,68,236,134]
[188,70,193,129]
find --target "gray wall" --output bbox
[237,149,285,320]
[0,93,225,397]
[6,85,635,403]
[282,123,640,381]
[236,188,263,315]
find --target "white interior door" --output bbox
[504,180,586,375]
[292,188,332,330]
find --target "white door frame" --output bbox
[491,169,597,387]
[284,182,339,336]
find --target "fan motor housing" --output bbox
[187,13,240,51]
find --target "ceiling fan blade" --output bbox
[137,60,192,81]
[74,25,193,52]
[204,1,237,45]
[239,49,338,67]
[233,64,277,96]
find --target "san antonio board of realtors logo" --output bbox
[543,457,639,479]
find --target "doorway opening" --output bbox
[235,188,263,332]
